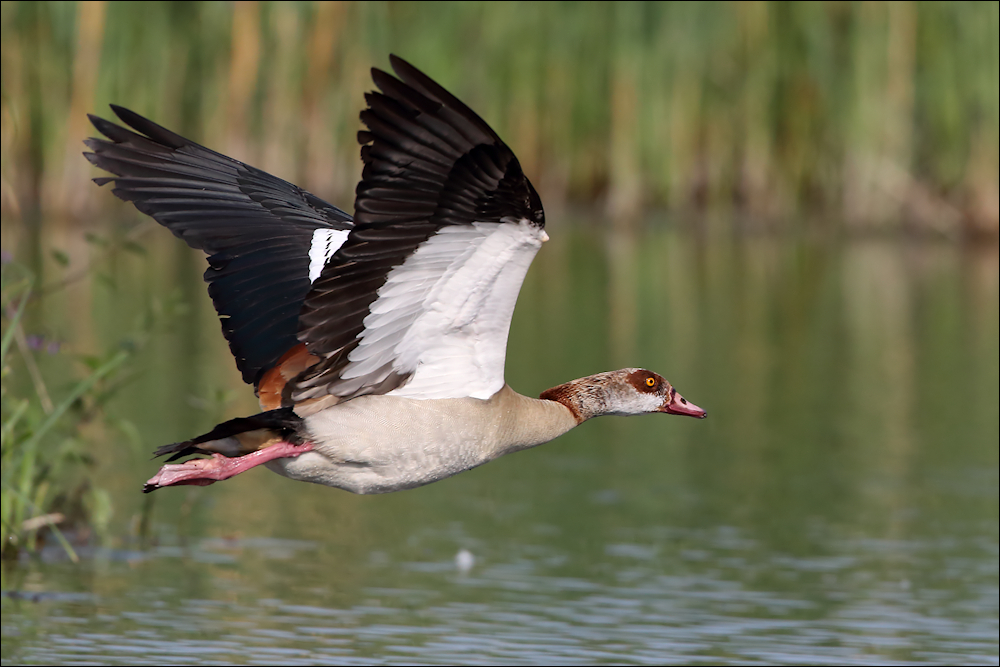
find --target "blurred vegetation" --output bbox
[1,0,997,238]
[0,238,169,560]
[0,1,996,570]
[1,263,114,559]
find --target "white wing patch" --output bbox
[308,229,351,283]
[340,219,548,400]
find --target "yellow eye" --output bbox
[645,377,656,387]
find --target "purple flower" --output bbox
[1,250,12,265]
[26,334,45,351]
[46,341,61,355]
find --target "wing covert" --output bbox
[292,55,545,403]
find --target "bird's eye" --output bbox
[645,377,656,388]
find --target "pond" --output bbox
[2,221,998,664]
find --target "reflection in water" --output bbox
[606,223,638,368]
[2,224,997,664]
[842,242,916,553]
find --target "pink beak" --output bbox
[660,389,707,419]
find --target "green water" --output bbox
[2,222,998,664]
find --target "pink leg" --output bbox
[144,442,313,492]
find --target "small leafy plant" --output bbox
[1,259,129,561]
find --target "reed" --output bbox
[1,258,130,560]
[1,1,997,234]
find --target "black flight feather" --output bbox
[84,106,353,386]
[292,55,544,403]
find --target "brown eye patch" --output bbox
[628,370,660,392]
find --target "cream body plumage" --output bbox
[83,56,706,494]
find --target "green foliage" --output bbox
[1,261,129,560]
[1,1,996,231]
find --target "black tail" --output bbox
[154,408,304,462]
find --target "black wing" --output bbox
[84,106,354,386]
[291,54,545,402]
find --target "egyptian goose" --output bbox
[84,55,706,495]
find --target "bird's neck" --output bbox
[538,371,633,422]
[490,384,581,455]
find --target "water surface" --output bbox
[3,223,998,664]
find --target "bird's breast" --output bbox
[266,386,576,493]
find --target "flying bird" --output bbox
[84,55,706,494]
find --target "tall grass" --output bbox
[1,259,130,560]
[1,1,997,235]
